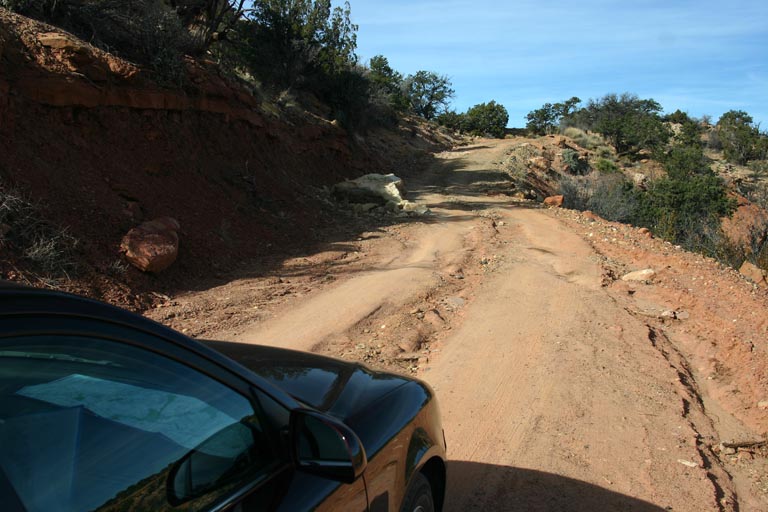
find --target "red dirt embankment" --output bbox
[0,9,380,306]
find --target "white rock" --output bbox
[334,173,404,204]
[402,201,430,215]
[621,269,656,282]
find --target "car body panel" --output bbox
[0,284,446,511]
[204,340,447,512]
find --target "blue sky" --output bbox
[340,0,768,127]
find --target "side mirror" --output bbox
[290,409,367,484]
[167,422,260,506]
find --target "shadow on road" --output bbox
[446,461,666,511]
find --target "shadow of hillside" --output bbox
[446,461,667,512]
[152,147,528,293]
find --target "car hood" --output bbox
[202,341,411,420]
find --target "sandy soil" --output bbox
[147,139,768,511]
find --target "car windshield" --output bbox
[17,373,239,449]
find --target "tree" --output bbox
[242,0,357,85]
[368,55,408,111]
[435,110,465,131]
[462,101,509,138]
[716,110,761,165]
[663,109,693,125]
[315,0,358,75]
[662,145,710,181]
[526,97,580,135]
[166,0,248,53]
[568,93,670,156]
[525,103,557,135]
[404,71,454,120]
[674,120,704,148]
[369,55,402,93]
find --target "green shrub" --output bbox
[635,174,736,245]
[559,174,637,222]
[525,97,581,135]
[664,109,694,124]
[561,149,590,175]
[565,93,671,156]
[716,110,764,165]
[662,145,710,180]
[503,144,538,187]
[367,55,408,112]
[594,158,619,174]
[558,163,737,262]
[436,110,465,132]
[589,175,638,223]
[674,121,704,148]
[558,177,591,211]
[462,101,509,138]
[562,127,603,150]
[320,66,373,130]
[594,145,614,158]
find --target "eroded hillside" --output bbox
[0,9,460,308]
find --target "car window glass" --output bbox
[0,335,279,512]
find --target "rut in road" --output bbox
[426,208,735,511]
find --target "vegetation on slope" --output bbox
[525,94,768,273]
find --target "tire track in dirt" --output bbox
[424,207,735,511]
[225,220,476,353]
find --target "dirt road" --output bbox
[150,139,767,511]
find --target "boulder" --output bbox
[543,195,564,207]
[621,268,656,282]
[37,32,86,52]
[401,201,430,216]
[638,227,653,238]
[422,309,445,330]
[333,173,405,205]
[583,211,600,222]
[120,217,180,273]
[739,261,767,287]
[397,330,424,353]
[527,156,549,172]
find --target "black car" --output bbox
[0,284,446,512]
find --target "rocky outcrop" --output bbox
[120,217,180,273]
[739,261,767,287]
[543,195,564,207]
[638,227,653,238]
[1,11,264,126]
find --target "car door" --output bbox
[0,315,367,512]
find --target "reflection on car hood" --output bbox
[202,341,410,420]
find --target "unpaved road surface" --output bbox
[148,139,768,511]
